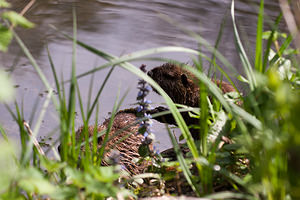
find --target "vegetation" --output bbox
[0,0,299,199]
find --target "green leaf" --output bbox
[2,11,35,28]
[205,191,253,200]
[231,0,256,90]
[0,69,15,102]
[262,31,287,41]
[223,143,241,151]
[0,142,18,193]
[262,31,272,40]
[89,166,119,182]
[0,0,10,8]
[138,143,151,157]
[207,110,227,142]
[49,187,77,200]
[18,167,56,195]
[179,134,185,141]
[237,75,249,83]
[64,167,85,187]
[40,157,67,173]
[283,48,299,56]
[0,25,13,52]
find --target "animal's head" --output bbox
[147,63,198,106]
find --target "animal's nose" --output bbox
[147,70,153,77]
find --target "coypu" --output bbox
[147,63,236,108]
[75,110,152,175]
[147,63,237,140]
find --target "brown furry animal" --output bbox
[147,63,237,140]
[148,63,236,107]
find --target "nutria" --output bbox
[75,110,152,175]
[147,63,237,140]
[147,63,236,107]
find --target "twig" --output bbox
[19,0,36,16]
[23,120,45,156]
[176,169,182,195]
[9,0,36,30]
[278,0,300,55]
[24,121,61,184]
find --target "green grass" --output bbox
[0,0,299,199]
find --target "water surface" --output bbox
[0,0,284,151]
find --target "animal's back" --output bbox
[76,111,150,175]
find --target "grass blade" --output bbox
[270,34,293,65]
[86,63,97,114]
[22,89,53,165]
[54,26,240,94]
[165,125,201,196]
[262,13,283,72]
[208,8,229,77]
[87,66,115,121]
[67,7,77,130]
[13,32,58,108]
[255,0,264,73]
[28,95,41,127]
[47,45,62,101]
[158,14,238,76]
[97,90,120,165]
[231,0,256,90]
[0,124,9,142]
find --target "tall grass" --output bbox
[0,0,299,199]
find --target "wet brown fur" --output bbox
[148,63,236,107]
[148,63,236,140]
[76,110,151,175]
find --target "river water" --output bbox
[0,0,284,151]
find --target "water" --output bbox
[0,0,284,151]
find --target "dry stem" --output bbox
[23,120,45,156]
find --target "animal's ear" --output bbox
[98,136,103,144]
[181,74,189,87]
